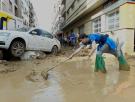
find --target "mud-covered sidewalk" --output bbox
[0,49,135,102]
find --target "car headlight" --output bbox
[0,32,11,36]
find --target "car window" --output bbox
[45,34,53,39]
[29,29,42,36]
[41,30,53,39]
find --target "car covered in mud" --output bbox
[0,27,61,59]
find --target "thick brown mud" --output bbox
[0,54,135,102]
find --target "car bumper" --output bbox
[0,36,9,49]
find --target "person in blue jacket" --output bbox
[78,33,130,73]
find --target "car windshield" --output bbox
[43,30,51,35]
[17,27,30,32]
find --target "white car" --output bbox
[0,27,61,59]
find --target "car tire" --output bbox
[9,40,26,57]
[51,46,58,55]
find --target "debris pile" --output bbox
[77,48,91,56]
[21,51,46,60]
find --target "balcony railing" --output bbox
[64,0,108,28]
[61,6,66,15]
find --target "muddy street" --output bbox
[0,54,135,102]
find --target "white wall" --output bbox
[16,18,23,29]
[7,19,16,30]
[7,17,23,30]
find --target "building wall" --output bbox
[20,0,30,26]
[120,2,135,29]
[0,0,36,30]
[29,2,37,27]
[52,0,64,34]
[62,0,135,54]
[119,2,135,53]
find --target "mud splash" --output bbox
[0,55,135,102]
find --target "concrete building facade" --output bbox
[60,0,135,54]
[52,0,65,34]
[0,0,37,30]
[29,1,37,27]
[19,0,30,27]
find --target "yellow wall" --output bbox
[120,3,135,28]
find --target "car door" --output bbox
[28,29,44,50]
[41,30,54,51]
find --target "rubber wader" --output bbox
[118,53,130,71]
[95,55,106,73]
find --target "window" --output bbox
[107,10,119,30]
[59,17,61,21]
[15,7,18,16]
[104,0,118,8]
[15,0,17,4]
[92,17,101,33]
[2,3,8,12]
[59,7,60,12]
[9,0,12,12]
[29,29,42,36]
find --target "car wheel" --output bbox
[51,46,58,55]
[9,40,25,57]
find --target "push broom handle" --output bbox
[47,47,96,73]
[46,46,84,73]
[46,57,71,72]
[88,48,96,59]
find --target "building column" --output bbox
[101,14,106,32]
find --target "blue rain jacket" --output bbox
[87,33,117,51]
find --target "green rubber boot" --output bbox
[95,55,107,73]
[118,53,130,71]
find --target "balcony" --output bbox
[61,5,66,15]
[64,0,108,28]
[61,0,66,5]
[60,21,66,30]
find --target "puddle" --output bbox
[0,56,135,102]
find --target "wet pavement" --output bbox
[0,55,135,102]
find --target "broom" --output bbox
[41,46,96,80]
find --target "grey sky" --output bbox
[30,0,55,32]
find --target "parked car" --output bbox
[0,27,61,59]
